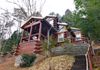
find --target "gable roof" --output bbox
[21,16,43,29]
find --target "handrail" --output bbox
[85,44,90,70]
[85,54,89,70]
[85,44,93,70]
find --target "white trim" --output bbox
[58,22,68,26]
[85,54,89,70]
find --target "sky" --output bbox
[0,0,75,16]
[42,0,75,16]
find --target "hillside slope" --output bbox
[29,55,75,70]
[0,57,30,70]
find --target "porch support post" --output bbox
[20,30,24,43]
[38,21,42,40]
[28,23,33,41]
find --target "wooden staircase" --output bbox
[71,55,86,70]
[15,40,42,55]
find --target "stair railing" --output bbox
[85,44,93,70]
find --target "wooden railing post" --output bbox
[28,24,33,42]
[85,54,89,70]
[86,46,93,70]
[88,53,93,70]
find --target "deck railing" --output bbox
[85,44,93,70]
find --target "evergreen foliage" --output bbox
[62,0,100,41]
[1,31,21,54]
[21,54,36,67]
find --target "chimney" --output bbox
[53,17,59,30]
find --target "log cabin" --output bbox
[15,15,83,55]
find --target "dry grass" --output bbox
[29,55,75,70]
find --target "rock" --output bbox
[14,55,23,67]
[0,56,5,64]
[51,45,88,56]
[51,47,65,55]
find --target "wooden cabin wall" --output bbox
[53,17,59,30]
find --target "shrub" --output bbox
[42,36,57,51]
[21,54,36,67]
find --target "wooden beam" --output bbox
[41,34,47,39]
[44,15,57,19]
[24,21,41,29]
[31,33,39,37]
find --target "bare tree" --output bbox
[6,0,46,33]
[6,0,46,18]
[0,9,15,39]
[0,0,46,49]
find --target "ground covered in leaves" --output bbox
[0,55,75,70]
[0,56,30,70]
[29,55,75,70]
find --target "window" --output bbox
[75,31,82,41]
[58,33,64,42]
